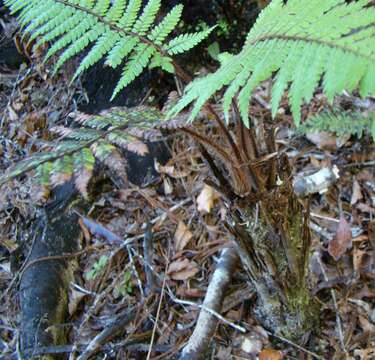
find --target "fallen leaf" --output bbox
[357,203,375,215]
[259,349,284,360]
[155,161,189,178]
[168,258,199,280]
[68,287,87,316]
[351,179,363,205]
[174,221,193,252]
[127,141,149,156]
[240,337,263,355]
[197,184,219,214]
[354,348,375,360]
[328,215,352,261]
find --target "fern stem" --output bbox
[0,122,132,187]
[54,0,166,57]
[250,34,375,62]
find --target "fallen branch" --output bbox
[77,307,137,360]
[179,246,239,360]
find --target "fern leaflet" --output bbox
[168,0,375,126]
[0,107,163,197]
[5,0,213,99]
[298,110,375,141]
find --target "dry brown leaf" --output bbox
[196,184,219,214]
[126,141,149,156]
[357,203,375,215]
[351,179,363,205]
[259,349,284,360]
[328,215,352,261]
[174,221,193,252]
[68,287,87,316]
[154,161,189,178]
[74,167,93,199]
[354,348,375,360]
[168,258,199,280]
[306,131,349,150]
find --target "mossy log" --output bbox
[19,183,83,359]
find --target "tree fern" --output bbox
[298,110,375,140]
[168,0,375,126]
[4,0,214,99]
[0,107,162,197]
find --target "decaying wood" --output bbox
[19,182,84,360]
[179,247,238,360]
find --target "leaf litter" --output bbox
[0,19,375,360]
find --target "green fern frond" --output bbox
[165,27,215,55]
[0,107,162,196]
[5,0,213,98]
[168,0,375,126]
[298,110,375,140]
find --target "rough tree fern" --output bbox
[4,0,214,99]
[168,0,375,126]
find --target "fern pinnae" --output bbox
[110,43,155,100]
[105,0,127,23]
[72,31,121,81]
[7,0,213,100]
[105,36,138,68]
[93,0,111,16]
[165,27,215,55]
[148,4,183,44]
[117,0,142,30]
[52,24,105,73]
[132,0,161,35]
[170,0,375,126]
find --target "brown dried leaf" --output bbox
[68,287,87,316]
[155,161,189,178]
[197,184,219,214]
[50,171,72,187]
[351,180,363,205]
[354,348,375,360]
[174,221,193,252]
[126,140,149,156]
[168,258,199,280]
[357,203,375,215]
[74,167,93,199]
[328,215,352,261]
[259,349,284,360]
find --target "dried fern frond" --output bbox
[298,110,375,140]
[0,107,163,197]
[169,0,375,126]
[5,0,214,99]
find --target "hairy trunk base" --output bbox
[227,169,319,340]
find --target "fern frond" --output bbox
[0,107,163,196]
[165,27,215,55]
[298,110,375,140]
[6,0,212,99]
[169,0,375,125]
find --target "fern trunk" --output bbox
[227,174,318,339]
[199,122,319,340]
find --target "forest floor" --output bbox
[1,8,375,360]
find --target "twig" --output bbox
[179,247,240,360]
[316,253,347,355]
[146,231,171,359]
[267,331,324,360]
[143,222,156,295]
[77,307,137,360]
[168,289,246,334]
